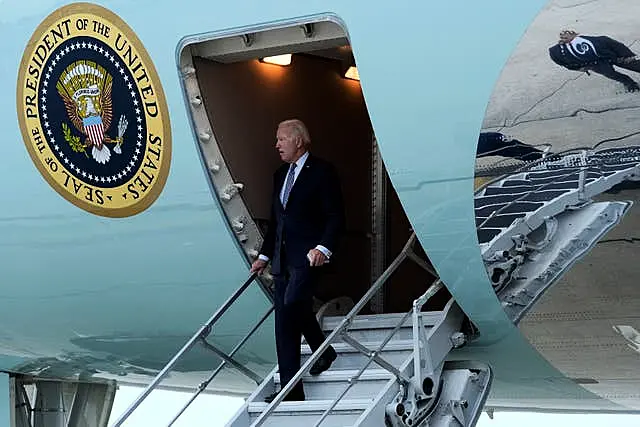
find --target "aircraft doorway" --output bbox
[179,18,443,314]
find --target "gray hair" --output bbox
[278,119,311,147]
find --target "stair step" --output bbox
[248,399,372,427]
[274,369,394,384]
[301,341,413,371]
[274,369,395,400]
[248,398,373,413]
[322,312,441,332]
[301,340,413,355]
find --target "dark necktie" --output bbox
[281,163,297,207]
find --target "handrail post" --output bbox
[111,273,258,427]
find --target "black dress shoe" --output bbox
[264,390,305,403]
[310,349,337,376]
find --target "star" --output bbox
[54,144,59,151]
[101,177,106,182]
[133,155,138,161]
[42,105,47,111]
[137,125,142,131]
[137,133,142,140]
[126,165,132,172]
[70,162,75,169]
[107,177,112,182]
[124,75,129,82]
[55,54,60,61]
[130,90,136,97]
[81,171,87,177]
[127,83,133,90]
[47,129,52,136]
[99,47,104,53]
[119,68,125,75]
[135,148,140,154]
[137,141,142,147]
[81,42,86,48]
[117,172,122,178]
[109,55,115,63]
[45,73,50,80]
[42,88,47,95]
[65,47,70,54]
[135,108,140,114]
[133,99,139,106]
[122,193,128,199]
[44,122,49,128]
[43,113,48,120]
[64,157,69,164]
[88,174,94,180]
[50,137,55,144]
[129,161,135,166]
[70,44,76,50]
[75,43,80,49]
[136,116,142,123]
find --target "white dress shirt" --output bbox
[259,151,332,263]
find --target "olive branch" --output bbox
[62,123,89,158]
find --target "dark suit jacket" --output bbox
[260,154,345,275]
[549,35,636,70]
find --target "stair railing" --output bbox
[250,232,439,427]
[311,279,444,427]
[474,146,596,194]
[476,164,595,231]
[111,272,273,427]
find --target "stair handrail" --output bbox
[475,142,640,233]
[250,232,437,427]
[166,305,275,427]
[474,145,596,194]
[112,272,267,427]
[475,164,595,232]
[311,279,444,427]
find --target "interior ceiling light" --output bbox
[344,66,360,81]
[260,54,292,66]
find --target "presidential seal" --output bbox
[17,3,171,217]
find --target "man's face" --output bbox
[276,126,302,163]
[559,32,576,44]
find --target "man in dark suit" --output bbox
[250,119,345,402]
[549,30,640,92]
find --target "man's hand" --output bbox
[307,249,327,267]
[250,259,267,275]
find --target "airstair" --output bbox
[112,234,493,427]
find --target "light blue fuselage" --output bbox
[0,0,623,414]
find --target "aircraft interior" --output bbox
[179,20,450,316]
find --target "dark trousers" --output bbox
[477,132,544,161]
[273,262,334,398]
[588,59,640,89]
